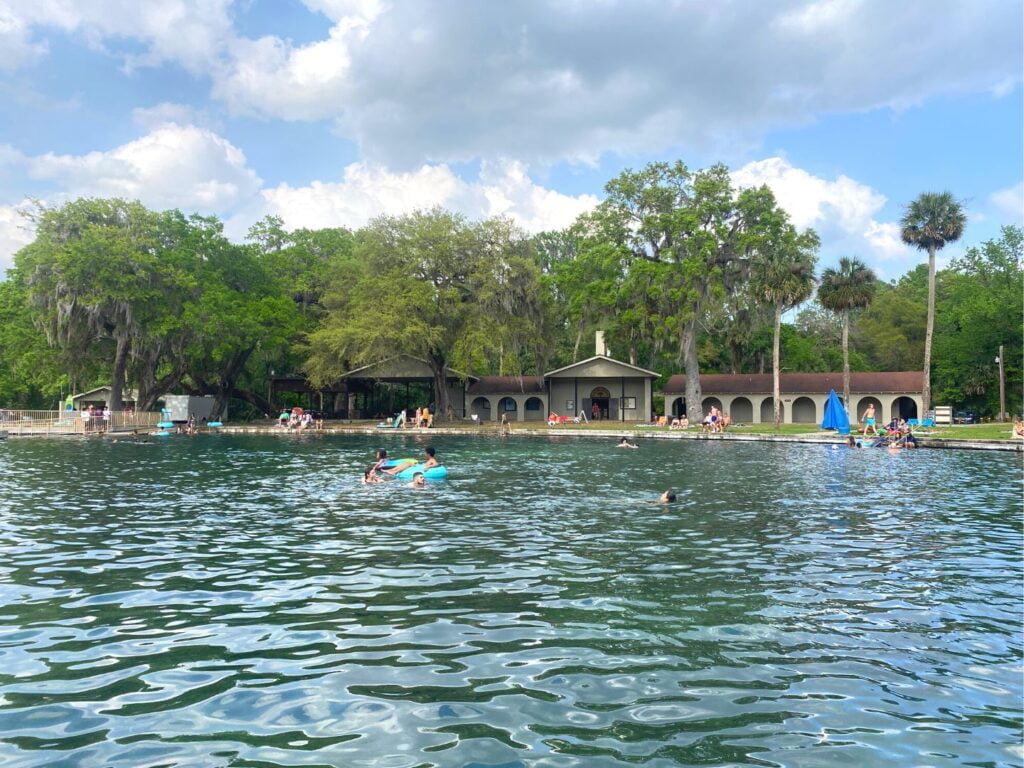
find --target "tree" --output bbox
[935,225,1023,416]
[818,257,876,413]
[750,222,820,428]
[306,209,544,420]
[900,191,966,415]
[15,199,170,410]
[597,162,787,423]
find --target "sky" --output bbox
[0,0,1021,279]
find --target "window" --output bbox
[621,397,636,410]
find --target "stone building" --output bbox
[662,372,924,424]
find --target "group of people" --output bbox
[81,405,112,433]
[361,447,440,488]
[392,407,433,428]
[277,408,321,431]
[660,409,730,432]
[701,406,730,433]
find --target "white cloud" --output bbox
[210,0,1021,165]
[4,0,233,74]
[0,200,36,275]
[132,102,215,131]
[257,159,597,233]
[989,181,1023,224]
[26,124,262,214]
[733,156,911,276]
[3,1,1020,167]
[0,1,47,70]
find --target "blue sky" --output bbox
[0,0,1020,279]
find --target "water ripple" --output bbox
[0,434,1020,767]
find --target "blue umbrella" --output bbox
[821,389,851,434]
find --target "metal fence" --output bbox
[0,410,163,436]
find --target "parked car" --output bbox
[954,410,977,424]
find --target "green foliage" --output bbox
[0,184,1016,424]
[306,209,546,418]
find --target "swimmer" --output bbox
[846,435,860,448]
[652,490,677,504]
[362,466,383,484]
[407,472,426,488]
[616,437,639,449]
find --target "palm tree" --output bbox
[818,257,876,414]
[751,229,820,428]
[900,192,966,416]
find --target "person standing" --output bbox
[862,403,877,436]
[591,401,601,421]
[500,412,511,435]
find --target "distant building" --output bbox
[70,387,138,410]
[661,372,924,424]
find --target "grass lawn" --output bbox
[249,418,1019,442]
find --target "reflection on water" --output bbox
[0,434,1020,767]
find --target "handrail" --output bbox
[0,409,163,435]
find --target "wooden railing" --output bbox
[0,410,162,436]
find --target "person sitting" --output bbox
[616,437,639,449]
[372,448,389,471]
[719,412,731,432]
[701,413,714,433]
[1014,420,1024,438]
[669,417,682,429]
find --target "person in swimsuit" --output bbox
[862,403,877,436]
[407,472,426,488]
[384,447,439,475]
[616,437,639,448]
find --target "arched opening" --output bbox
[891,396,918,421]
[670,397,686,417]
[498,397,518,418]
[701,397,722,414]
[856,397,882,426]
[761,397,783,423]
[589,387,610,420]
[730,397,753,423]
[792,396,817,423]
[524,396,544,421]
[470,397,491,421]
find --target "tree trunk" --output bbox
[572,328,583,361]
[211,347,254,419]
[923,245,936,416]
[430,356,452,421]
[841,308,850,414]
[110,334,131,411]
[773,305,782,429]
[681,317,703,425]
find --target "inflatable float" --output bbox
[380,459,448,480]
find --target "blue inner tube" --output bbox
[395,463,448,480]
[153,431,171,436]
[207,421,223,427]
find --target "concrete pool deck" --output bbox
[207,423,1024,453]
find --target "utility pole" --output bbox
[996,345,1006,422]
